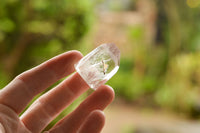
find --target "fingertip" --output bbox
[97,85,115,104]
[104,85,115,99]
[78,110,105,133]
[68,50,83,60]
[53,50,83,77]
[89,110,105,126]
[90,110,105,120]
[67,50,83,73]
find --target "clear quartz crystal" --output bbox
[75,43,120,90]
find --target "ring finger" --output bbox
[48,85,114,133]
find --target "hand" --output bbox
[0,51,114,133]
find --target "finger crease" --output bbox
[14,79,33,99]
[36,99,55,119]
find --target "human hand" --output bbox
[0,51,114,133]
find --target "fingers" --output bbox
[49,85,114,133]
[0,51,83,114]
[78,110,105,133]
[20,73,89,133]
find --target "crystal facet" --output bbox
[75,43,120,90]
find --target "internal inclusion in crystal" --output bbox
[75,43,120,90]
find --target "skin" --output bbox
[0,51,115,133]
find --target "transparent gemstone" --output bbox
[75,43,120,90]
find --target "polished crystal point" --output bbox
[75,43,120,90]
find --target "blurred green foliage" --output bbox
[0,0,93,84]
[108,0,200,117]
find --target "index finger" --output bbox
[0,51,83,114]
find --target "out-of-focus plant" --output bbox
[155,53,200,115]
[108,0,200,117]
[154,0,200,116]
[0,0,93,87]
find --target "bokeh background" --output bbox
[1,0,200,132]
